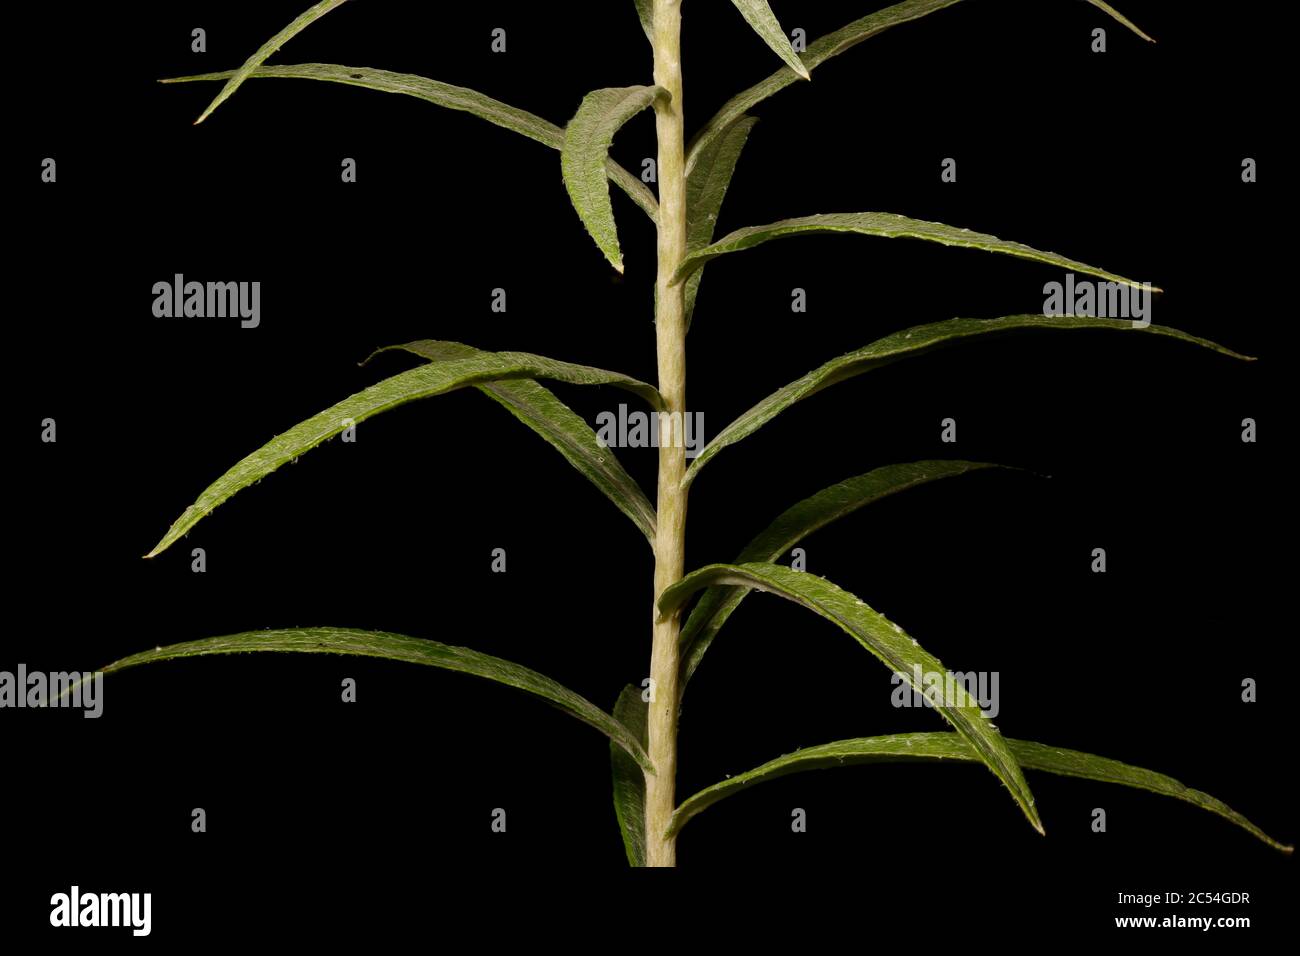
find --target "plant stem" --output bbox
[646,0,688,868]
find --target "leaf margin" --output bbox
[668,732,1290,852]
[659,561,1043,833]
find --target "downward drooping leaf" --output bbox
[673,212,1158,290]
[659,563,1042,833]
[65,628,653,773]
[369,341,656,546]
[669,733,1290,851]
[683,315,1251,487]
[1087,0,1155,42]
[684,116,758,329]
[680,461,1000,685]
[146,352,663,558]
[611,685,650,866]
[688,0,966,173]
[563,86,666,272]
[727,1,811,80]
[162,64,658,221]
[193,0,351,124]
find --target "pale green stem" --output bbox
[645,0,688,868]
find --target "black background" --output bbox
[8,0,1292,943]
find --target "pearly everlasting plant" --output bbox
[94,0,1289,865]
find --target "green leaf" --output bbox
[162,64,658,221]
[563,86,666,272]
[368,341,657,547]
[669,733,1291,852]
[683,315,1251,488]
[685,116,758,329]
[1088,0,1155,43]
[673,211,1159,290]
[659,563,1043,833]
[68,628,653,774]
[634,0,653,42]
[680,461,1001,685]
[611,685,650,866]
[728,1,810,80]
[686,0,1155,170]
[146,351,663,558]
[688,0,965,175]
[193,0,351,124]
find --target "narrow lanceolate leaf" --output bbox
[146,352,663,558]
[728,1,811,80]
[683,315,1251,487]
[686,0,1154,172]
[368,341,656,546]
[688,0,965,174]
[563,86,666,272]
[669,733,1291,852]
[69,628,653,774]
[193,0,350,124]
[659,563,1043,833]
[680,461,1000,685]
[684,116,758,329]
[1088,0,1155,42]
[162,64,658,221]
[673,212,1158,290]
[611,686,650,866]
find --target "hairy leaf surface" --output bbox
[563,86,666,271]
[659,563,1042,832]
[633,0,653,42]
[670,733,1289,851]
[611,686,650,866]
[147,351,662,557]
[728,1,810,79]
[684,116,758,328]
[163,64,658,220]
[1087,0,1155,42]
[684,315,1250,487]
[192,0,350,124]
[673,212,1158,289]
[368,341,656,546]
[76,628,654,773]
[680,461,1000,684]
[688,0,966,173]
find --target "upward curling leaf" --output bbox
[563,86,666,272]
